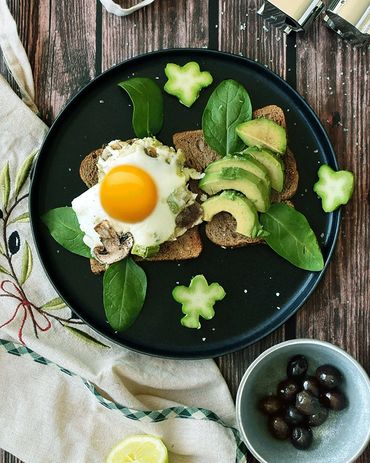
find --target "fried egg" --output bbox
[72,138,199,254]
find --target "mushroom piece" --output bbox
[93,220,134,265]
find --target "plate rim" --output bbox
[29,48,341,359]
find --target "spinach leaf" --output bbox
[202,79,252,156]
[260,203,324,271]
[103,258,147,331]
[42,207,91,258]
[118,77,164,138]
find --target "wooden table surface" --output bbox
[0,1,369,462]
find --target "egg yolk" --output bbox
[100,165,158,223]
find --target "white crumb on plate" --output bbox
[276,292,280,297]
[99,99,104,104]
[202,337,206,342]
[244,289,248,294]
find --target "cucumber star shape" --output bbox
[313,164,355,213]
[172,274,226,329]
[164,62,213,108]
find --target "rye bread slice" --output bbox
[205,200,294,248]
[80,148,102,188]
[253,105,286,129]
[173,130,220,172]
[174,105,298,248]
[80,145,203,266]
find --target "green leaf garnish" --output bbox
[260,203,324,272]
[103,258,147,331]
[118,77,163,138]
[42,207,91,258]
[202,79,252,156]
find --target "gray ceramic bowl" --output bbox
[236,339,370,463]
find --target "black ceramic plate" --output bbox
[30,49,340,359]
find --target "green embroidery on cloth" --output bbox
[0,338,248,462]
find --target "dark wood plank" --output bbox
[217,3,289,461]
[295,20,370,463]
[215,0,288,396]
[101,0,209,71]
[1,0,97,125]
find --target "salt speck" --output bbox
[176,281,180,285]
[276,292,280,297]
[314,149,319,153]
[212,328,216,332]
[99,99,104,104]
[56,250,60,254]
[240,23,246,31]
[244,289,248,294]
[177,263,181,267]
[215,24,219,29]
[320,233,325,238]
[202,337,206,342]
[277,306,281,310]
[68,168,72,172]
[155,76,160,80]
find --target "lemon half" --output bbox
[106,435,169,463]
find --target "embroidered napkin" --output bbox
[0,1,247,462]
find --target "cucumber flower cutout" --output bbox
[172,274,226,329]
[164,62,213,108]
[313,164,355,213]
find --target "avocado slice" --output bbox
[236,118,287,155]
[199,167,270,212]
[244,147,285,193]
[205,153,271,192]
[202,191,261,238]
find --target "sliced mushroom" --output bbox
[93,220,134,264]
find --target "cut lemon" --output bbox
[105,435,169,463]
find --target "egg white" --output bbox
[72,138,193,251]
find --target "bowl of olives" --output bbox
[236,339,370,463]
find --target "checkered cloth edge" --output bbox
[0,338,248,462]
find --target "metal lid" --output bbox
[324,0,370,46]
[258,0,325,34]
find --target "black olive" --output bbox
[316,364,342,389]
[320,390,347,410]
[296,391,321,415]
[8,231,20,255]
[287,355,308,379]
[259,396,284,416]
[302,376,321,397]
[308,407,329,426]
[268,416,291,440]
[277,378,300,403]
[284,405,306,426]
[291,427,313,450]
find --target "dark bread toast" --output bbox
[79,146,203,268]
[174,105,298,248]
[80,148,102,188]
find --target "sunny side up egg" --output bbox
[72,138,197,254]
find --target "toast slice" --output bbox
[80,148,102,188]
[205,200,294,248]
[173,105,298,248]
[80,146,203,267]
[173,130,220,172]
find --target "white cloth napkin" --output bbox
[0,1,247,462]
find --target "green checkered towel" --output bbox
[0,1,247,462]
